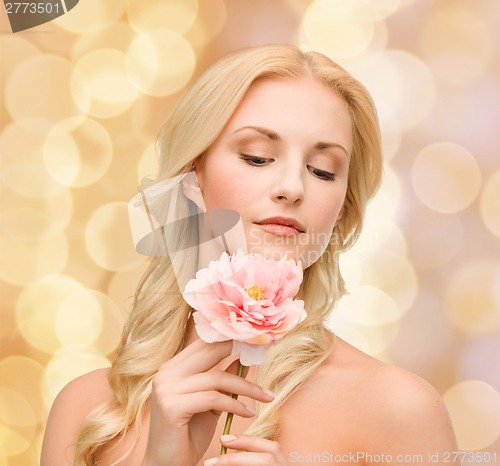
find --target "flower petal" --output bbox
[193,311,228,343]
[232,340,267,366]
[183,248,307,349]
[212,317,257,340]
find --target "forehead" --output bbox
[221,77,353,151]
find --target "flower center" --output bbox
[245,284,264,301]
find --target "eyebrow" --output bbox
[232,125,349,157]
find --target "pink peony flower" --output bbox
[182,248,306,365]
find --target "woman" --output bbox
[41,44,458,465]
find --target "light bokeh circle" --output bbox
[137,142,158,183]
[362,250,418,314]
[127,0,198,35]
[71,49,140,118]
[304,0,402,23]
[480,170,500,238]
[71,22,136,59]
[42,125,79,187]
[443,380,500,450]
[5,55,87,126]
[302,0,375,59]
[389,292,454,375]
[372,165,402,220]
[0,36,40,89]
[336,285,401,326]
[0,120,67,199]
[184,0,227,48]
[107,262,150,314]
[43,118,113,187]
[328,313,401,356]
[357,207,407,255]
[380,130,401,162]
[0,193,72,242]
[0,231,68,287]
[15,274,85,353]
[444,259,500,336]
[54,0,126,34]
[345,217,408,273]
[126,30,196,97]
[0,422,35,457]
[459,338,500,393]
[405,208,463,269]
[412,142,482,213]
[351,50,436,132]
[0,356,45,425]
[91,292,126,356]
[419,6,492,86]
[55,290,103,348]
[0,388,36,428]
[85,202,147,271]
[55,289,125,354]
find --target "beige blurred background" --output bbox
[0,0,499,464]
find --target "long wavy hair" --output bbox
[74,44,382,464]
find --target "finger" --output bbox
[158,339,233,377]
[220,434,285,458]
[164,392,256,421]
[174,371,275,403]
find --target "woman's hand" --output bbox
[203,435,289,465]
[141,338,274,466]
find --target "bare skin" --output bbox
[41,321,458,465]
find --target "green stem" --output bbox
[220,361,246,455]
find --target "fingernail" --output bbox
[263,388,275,398]
[245,404,255,415]
[221,434,236,442]
[204,458,218,466]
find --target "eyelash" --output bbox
[238,154,336,182]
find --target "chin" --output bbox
[245,225,329,268]
[248,243,299,262]
[247,243,326,270]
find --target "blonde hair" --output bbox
[75,44,382,464]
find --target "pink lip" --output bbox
[257,224,302,236]
[255,216,305,233]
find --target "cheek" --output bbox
[310,189,345,232]
[202,162,253,211]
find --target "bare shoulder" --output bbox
[41,368,113,466]
[278,337,458,462]
[46,367,113,416]
[325,338,445,412]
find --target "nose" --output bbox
[270,158,305,206]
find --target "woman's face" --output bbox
[195,77,352,268]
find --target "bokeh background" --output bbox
[1,0,499,464]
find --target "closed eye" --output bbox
[307,166,336,182]
[239,154,273,165]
